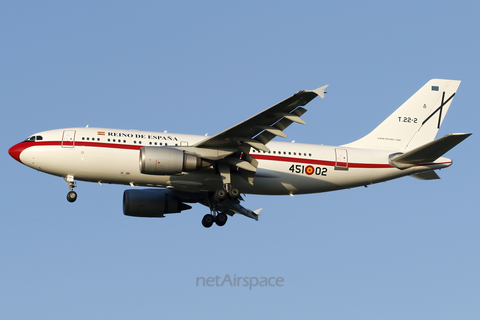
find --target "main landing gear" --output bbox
[201,212,228,228]
[214,185,239,202]
[65,175,77,203]
[202,184,238,228]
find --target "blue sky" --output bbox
[1,1,479,319]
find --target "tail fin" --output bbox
[344,79,461,151]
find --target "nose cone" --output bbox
[8,143,26,163]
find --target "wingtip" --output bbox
[311,85,329,98]
[253,208,263,215]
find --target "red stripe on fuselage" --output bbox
[252,154,393,169]
[13,141,448,169]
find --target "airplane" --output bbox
[8,79,471,228]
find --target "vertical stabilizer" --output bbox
[344,79,461,151]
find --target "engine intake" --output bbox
[123,189,192,218]
[139,147,210,175]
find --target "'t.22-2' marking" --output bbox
[398,116,418,123]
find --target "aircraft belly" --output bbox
[244,164,408,195]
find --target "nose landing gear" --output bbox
[67,190,77,203]
[65,175,77,203]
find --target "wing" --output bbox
[193,85,328,153]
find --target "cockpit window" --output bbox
[23,135,43,142]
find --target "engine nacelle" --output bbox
[139,147,210,175]
[123,189,192,218]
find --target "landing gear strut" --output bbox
[65,175,77,203]
[201,190,233,228]
[203,161,240,228]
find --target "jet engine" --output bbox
[139,147,211,175]
[123,189,192,218]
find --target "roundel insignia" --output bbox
[305,165,314,175]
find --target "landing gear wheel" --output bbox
[67,191,77,203]
[229,188,240,199]
[215,212,228,226]
[202,214,214,228]
[214,189,227,202]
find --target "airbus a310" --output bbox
[9,79,471,228]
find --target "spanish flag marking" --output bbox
[97,131,105,135]
[305,165,314,175]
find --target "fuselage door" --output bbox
[62,130,76,148]
[335,148,348,170]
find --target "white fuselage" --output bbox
[12,127,452,195]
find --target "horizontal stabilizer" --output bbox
[410,170,441,180]
[390,133,471,169]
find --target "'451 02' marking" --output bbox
[289,164,327,176]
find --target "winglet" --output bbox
[310,85,329,99]
[253,208,263,215]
